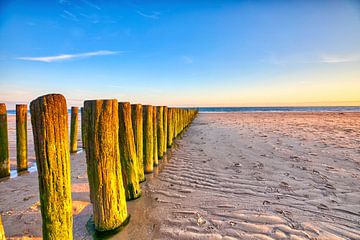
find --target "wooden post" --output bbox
[118,102,141,200]
[173,108,176,139]
[156,106,164,159]
[131,104,145,182]
[163,106,168,154]
[82,106,93,204]
[83,99,128,232]
[80,107,86,149]
[16,104,27,171]
[0,103,9,178]
[70,107,78,153]
[0,215,5,240]
[143,105,153,173]
[30,94,72,239]
[167,108,173,147]
[176,109,179,136]
[153,106,158,166]
[174,108,178,137]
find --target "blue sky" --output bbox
[1,0,360,108]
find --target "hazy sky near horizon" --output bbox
[1,0,360,108]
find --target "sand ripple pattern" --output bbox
[150,113,360,240]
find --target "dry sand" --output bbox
[0,112,359,239]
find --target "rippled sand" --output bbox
[1,112,359,239]
[149,113,360,240]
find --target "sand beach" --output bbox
[0,112,359,239]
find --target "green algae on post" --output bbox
[131,104,145,182]
[167,108,174,148]
[30,94,73,240]
[83,99,128,232]
[153,106,158,166]
[81,105,93,203]
[0,103,9,178]
[163,106,168,154]
[118,102,141,200]
[16,104,28,172]
[81,107,87,149]
[70,106,78,153]
[174,108,179,137]
[156,106,164,159]
[143,105,154,173]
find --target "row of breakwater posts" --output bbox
[0,94,198,239]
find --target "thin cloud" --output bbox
[17,50,120,63]
[136,10,160,19]
[320,54,360,63]
[265,53,360,65]
[61,10,79,21]
[81,0,101,10]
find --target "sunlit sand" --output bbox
[1,112,359,239]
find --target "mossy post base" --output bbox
[0,103,9,178]
[70,107,78,153]
[16,104,27,172]
[83,99,128,232]
[30,94,73,240]
[131,104,145,182]
[118,102,141,200]
[143,105,153,173]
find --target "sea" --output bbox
[192,106,360,113]
[6,106,360,115]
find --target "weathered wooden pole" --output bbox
[153,106,158,166]
[143,105,153,173]
[172,108,176,138]
[163,106,168,154]
[174,108,179,137]
[181,110,184,130]
[118,102,141,200]
[30,94,72,239]
[82,106,93,204]
[83,99,128,232]
[167,108,173,148]
[16,104,28,171]
[131,104,145,182]
[70,106,78,153]
[174,109,178,137]
[0,215,5,240]
[156,106,164,159]
[80,107,86,149]
[0,103,9,178]
[177,109,180,135]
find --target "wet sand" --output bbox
[1,112,360,239]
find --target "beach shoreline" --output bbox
[1,112,359,239]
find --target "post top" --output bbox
[84,99,117,104]
[118,102,131,106]
[0,103,6,113]
[30,94,66,106]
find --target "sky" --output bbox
[1,0,360,109]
